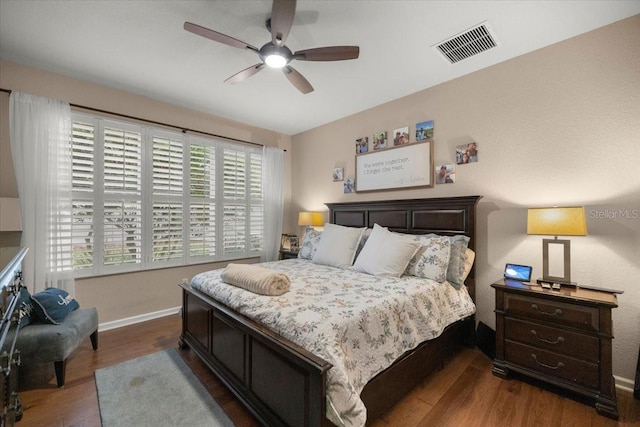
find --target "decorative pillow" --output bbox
[15,287,34,329]
[354,227,373,259]
[30,288,80,325]
[447,235,471,288]
[297,229,322,260]
[461,248,476,283]
[403,234,452,282]
[352,224,421,277]
[312,223,365,268]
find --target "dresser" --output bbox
[491,278,619,419]
[0,247,28,425]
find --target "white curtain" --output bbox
[10,92,75,295]
[262,146,285,262]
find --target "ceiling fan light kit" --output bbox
[265,55,287,68]
[260,43,291,68]
[184,0,360,94]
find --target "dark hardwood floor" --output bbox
[15,314,640,426]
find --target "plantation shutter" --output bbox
[152,134,184,263]
[249,152,263,251]
[222,148,246,254]
[70,119,95,270]
[102,124,143,268]
[103,201,142,266]
[103,126,142,195]
[189,141,216,257]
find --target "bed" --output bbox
[179,196,481,426]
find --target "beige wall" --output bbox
[75,258,258,325]
[0,61,292,323]
[291,16,640,382]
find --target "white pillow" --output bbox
[460,248,475,282]
[353,224,421,277]
[312,223,365,268]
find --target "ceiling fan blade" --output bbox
[294,46,360,61]
[225,63,265,85]
[184,22,258,52]
[270,0,296,46]
[282,65,313,94]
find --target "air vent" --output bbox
[433,22,498,64]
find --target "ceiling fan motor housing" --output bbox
[259,42,293,67]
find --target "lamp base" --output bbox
[536,278,578,288]
[542,238,572,284]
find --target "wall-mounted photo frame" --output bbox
[344,177,355,193]
[435,164,455,184]
[355,141,434,192]
[416,120,434,142]
[333,167,344,181]
[456,142,478,164]
[355,137,369,154]
[372,131,387,150]
[392,126,410,146]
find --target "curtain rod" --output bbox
[0,87,283,151]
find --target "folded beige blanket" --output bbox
[220,263,291,296]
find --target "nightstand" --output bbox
[491,278,620,419]
[279,249,299,260]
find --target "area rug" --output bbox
[95,348,235,427]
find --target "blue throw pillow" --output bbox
[30,288,79,325]
[15,287,34,329]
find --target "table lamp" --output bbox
[298,211,324,230]
[527,206,587,286]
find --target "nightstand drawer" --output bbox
[505,340,599,389]
[504,293,599,331]
[505,318,599,362]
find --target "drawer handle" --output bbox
[530,329,565,345]
[531,304,562,317]
[531,353,564,370]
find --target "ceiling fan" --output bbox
[184,0,360,94]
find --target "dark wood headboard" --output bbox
[326,196,482,301]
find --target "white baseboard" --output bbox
[615,375,636,393]
[98,306,181,332]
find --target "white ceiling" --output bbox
[1,1,638,135]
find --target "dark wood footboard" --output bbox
[179,282,332,427]
[180,281,473,426]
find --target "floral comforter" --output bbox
[190,259,476,427]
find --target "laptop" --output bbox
[503,263,532,284]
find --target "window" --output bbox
[69,112,263,277]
